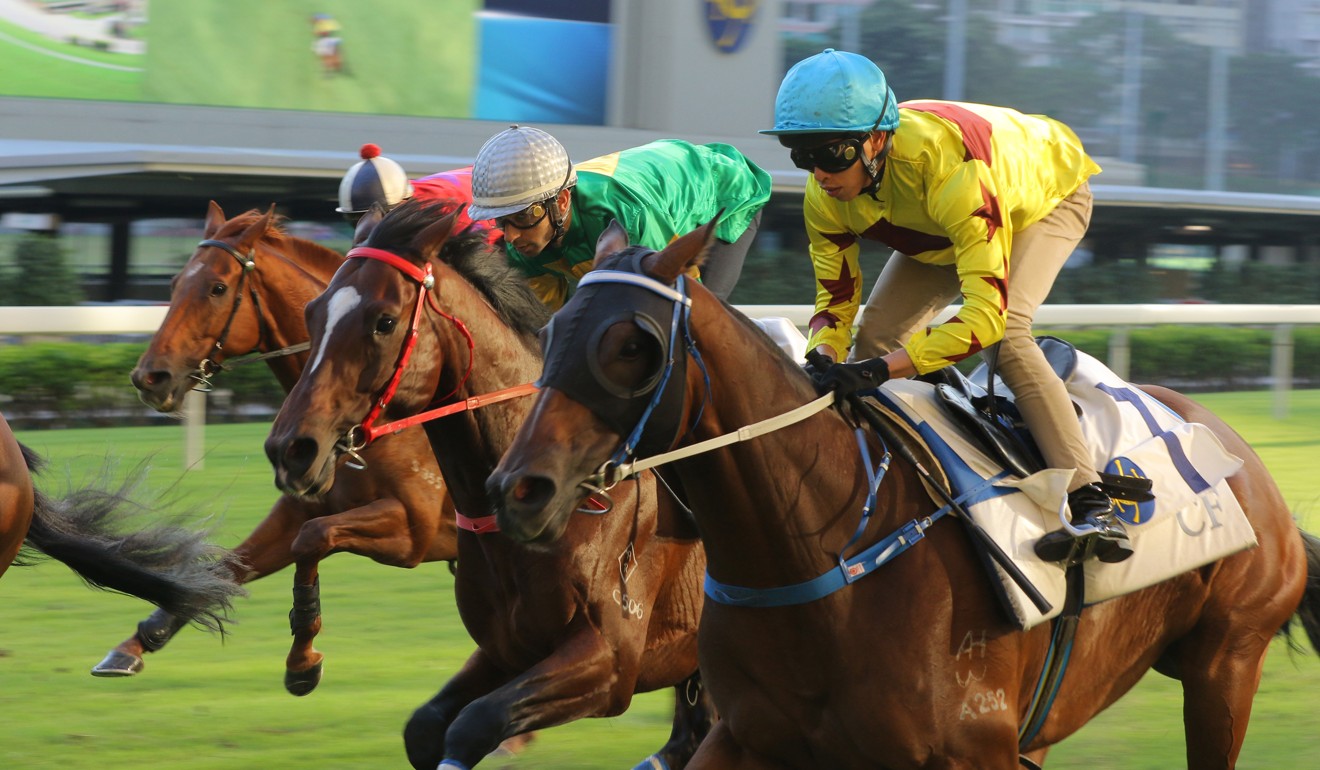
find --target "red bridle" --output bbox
[336,246,537,460]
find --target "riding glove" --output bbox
[805,351,890,398]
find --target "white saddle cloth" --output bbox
[874,351,1256,630]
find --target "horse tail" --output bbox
[15,442,245,633]
[1288,529,1320,654]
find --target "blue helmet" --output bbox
[761,49,899,136]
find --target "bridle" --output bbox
[331,245,537,469]
[188,238,311,391]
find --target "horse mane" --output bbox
[366,200,551,337]
[214,209,291,241]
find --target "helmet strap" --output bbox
[549,189,571,245]
[862,132,891,199]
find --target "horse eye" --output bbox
[374,316,398,335]
[210,282,227,297]
[619,338,643,360]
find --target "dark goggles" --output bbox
[495,200,552,230]
[789,138,865,174]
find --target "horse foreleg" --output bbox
[404,648,515,770]
[290,497,445,568]
[435,628,623,769]
[284,560,323,696]
[634,670,717,770]
[91,496,306,677]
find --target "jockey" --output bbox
[465,125,772,309]
[762,49,1131,565]
[335,143,498,243]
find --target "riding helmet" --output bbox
[760,49,900,136]
[336,144,414,215]
[466,126,577,221]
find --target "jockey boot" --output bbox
[1034,482,1134,565]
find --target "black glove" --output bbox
[810,355,891,398]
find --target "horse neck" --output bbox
[418,277,543,517]
[253,237,342,393]
[675,303,908,588]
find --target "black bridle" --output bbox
[188,238,308,391]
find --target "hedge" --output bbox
[1,326,1318,427]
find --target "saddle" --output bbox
[926,337,1152,504]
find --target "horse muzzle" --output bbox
[486,468,574,544]
[264,431,336,500]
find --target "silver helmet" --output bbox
[336,143,414,215]
[466,126,576,221]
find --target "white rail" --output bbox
[2,304,1316,469]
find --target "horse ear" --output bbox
[413,206,459,259]
[236,204,277,249]
[353,204,385,247]
[593,220,630,265]
[203,200,226,238]
[643,211,723,284]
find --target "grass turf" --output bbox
[2,389,1319,768]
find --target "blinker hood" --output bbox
[538,248,690,458]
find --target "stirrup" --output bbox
[1034,519,1133,565]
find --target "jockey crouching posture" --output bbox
[465,125,773,309]
[763,49,1132,565]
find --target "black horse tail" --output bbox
[14,442,245,633]
[1286,529,1320,654]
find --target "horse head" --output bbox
[265,199,546,500]
[131,202,329,411]
[490,217,739,542]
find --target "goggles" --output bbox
[496,200,552,230]
[790,138,866,174]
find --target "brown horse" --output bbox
[93,202,459,697]
[263,201,712,770]
[0,411,241,630]
[488,219,1320,769]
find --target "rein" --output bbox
[190,238,310,390]
[572,268,971,608]
[334,246,535,468]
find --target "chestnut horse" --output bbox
[0,411,240,630]
[263,201,712,770]
[93,202,459,697]
[488,219,1320,769]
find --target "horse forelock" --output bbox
[364,200,550,338]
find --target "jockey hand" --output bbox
[806,351,890,398]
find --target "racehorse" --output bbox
[263,201,713,770]
[93,202,460,697]
[0,411,241,631]
[488,218,1320,769]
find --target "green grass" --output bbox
[4,390,1320,768]
[144,1,477,117]
[0,17,142,101]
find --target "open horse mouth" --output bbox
[130,366,192,414]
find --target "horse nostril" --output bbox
[509,475,556,511]
[132,369,171,391]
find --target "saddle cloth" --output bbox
[872,351,1257,630]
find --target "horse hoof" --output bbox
[284,662,323,696]
[90,650,144,677]
[632,756,670,770]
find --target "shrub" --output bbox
[0,235,84,305]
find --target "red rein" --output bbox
[343,246,536,444]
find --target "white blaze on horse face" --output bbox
[181,261,205,282]
[309,286,362,373]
